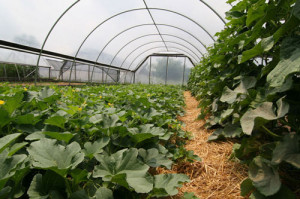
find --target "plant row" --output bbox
[0,84,198,199]
[188,0,300,198]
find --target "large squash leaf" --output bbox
[267,48,300,88]
[27,138,84,176]
[138,148,173,169]
[249,156,281,196]
[3,92,23,116]
[94,187,113,199]
[93,148,153,193]
[220,76,256,104]
[0,133,22,153]
[0,150,27,189]
[151,174,190,197]
[272,134,300,168]
[128,124,166,143]
[83,137,110,159]
[0,108,10,129]
[240,98,289,135]
[44,116,66,129]
[27,171,66,199]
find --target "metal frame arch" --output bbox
[127,46,194,71]
[110,34,203,65]
[132,50,195,73]
[109,23,208,66]
[68,7,215,83]
[100,45,197,83]
[119,40,200,69]
[122,46,195,83]
[93,23,204,68]
[134,46,197,68]
[148,8,215,41]
[122,46,166,84]
[120,34,203,67]
[35,0,80,85]
[198,0,226,24]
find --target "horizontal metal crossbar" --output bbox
[0,40,132,72]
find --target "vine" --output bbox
[188,0,300,197]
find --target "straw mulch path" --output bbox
[157,91,248,199]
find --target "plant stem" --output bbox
[262,125,280,137]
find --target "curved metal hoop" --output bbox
[132,47,196,72]
[32,1,225,85]
[94,24,204,67]
[101,45,198,83]
[69,7,215,83]
[91,33,203,82]
[90,22,207,80]
[120,40,200,69]
[35,0,80,85]
[127,46,193,71]
[122,46,194,83]
[198,0,226,24]
[109,24,208,66]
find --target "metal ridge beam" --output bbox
[0,40,131,72]
[143,0,168,51]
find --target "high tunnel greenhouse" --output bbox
[0,0,230,85]
[1,0,299,198]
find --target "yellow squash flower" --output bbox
[24,87,28,91]
[0,100,5,105]
[99,96,102,99]
[78,107,82,111]
[147,94,151,97]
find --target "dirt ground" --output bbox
[158,91,248,199]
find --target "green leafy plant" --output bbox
[0,84,197,198]
[188,0,300,197]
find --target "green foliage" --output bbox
[0,84,195,198]
[0,63,35,79]
[188,0,300,197]
[151,174,190,197]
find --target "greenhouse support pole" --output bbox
[149,56,152,84]
[75,64,77,82]
[117,70,120,83]
[182,57,186,86]
[35,0,80,86]
[133,72,136,84]
[49,67,51,80]
[88,65,90,82]
[165,57,169,85]
[3,64,7,79]
[102,68,104,83]
[14,64,21,81]
[22,66,26,80]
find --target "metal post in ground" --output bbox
[14,64,21,81]
[49,67,51,80]
[182,57,186,86]
[165,57,169,85]
[149,56,152,84]
[22,65,26,81]
[3,64,7,80]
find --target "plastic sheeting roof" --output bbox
[0,0,231,71]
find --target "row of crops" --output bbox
[188,0,300,198]
[0,84,199,198]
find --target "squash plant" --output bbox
[0,84,198,198]
[188,0,300,197]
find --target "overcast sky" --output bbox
[0,0,231,68]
